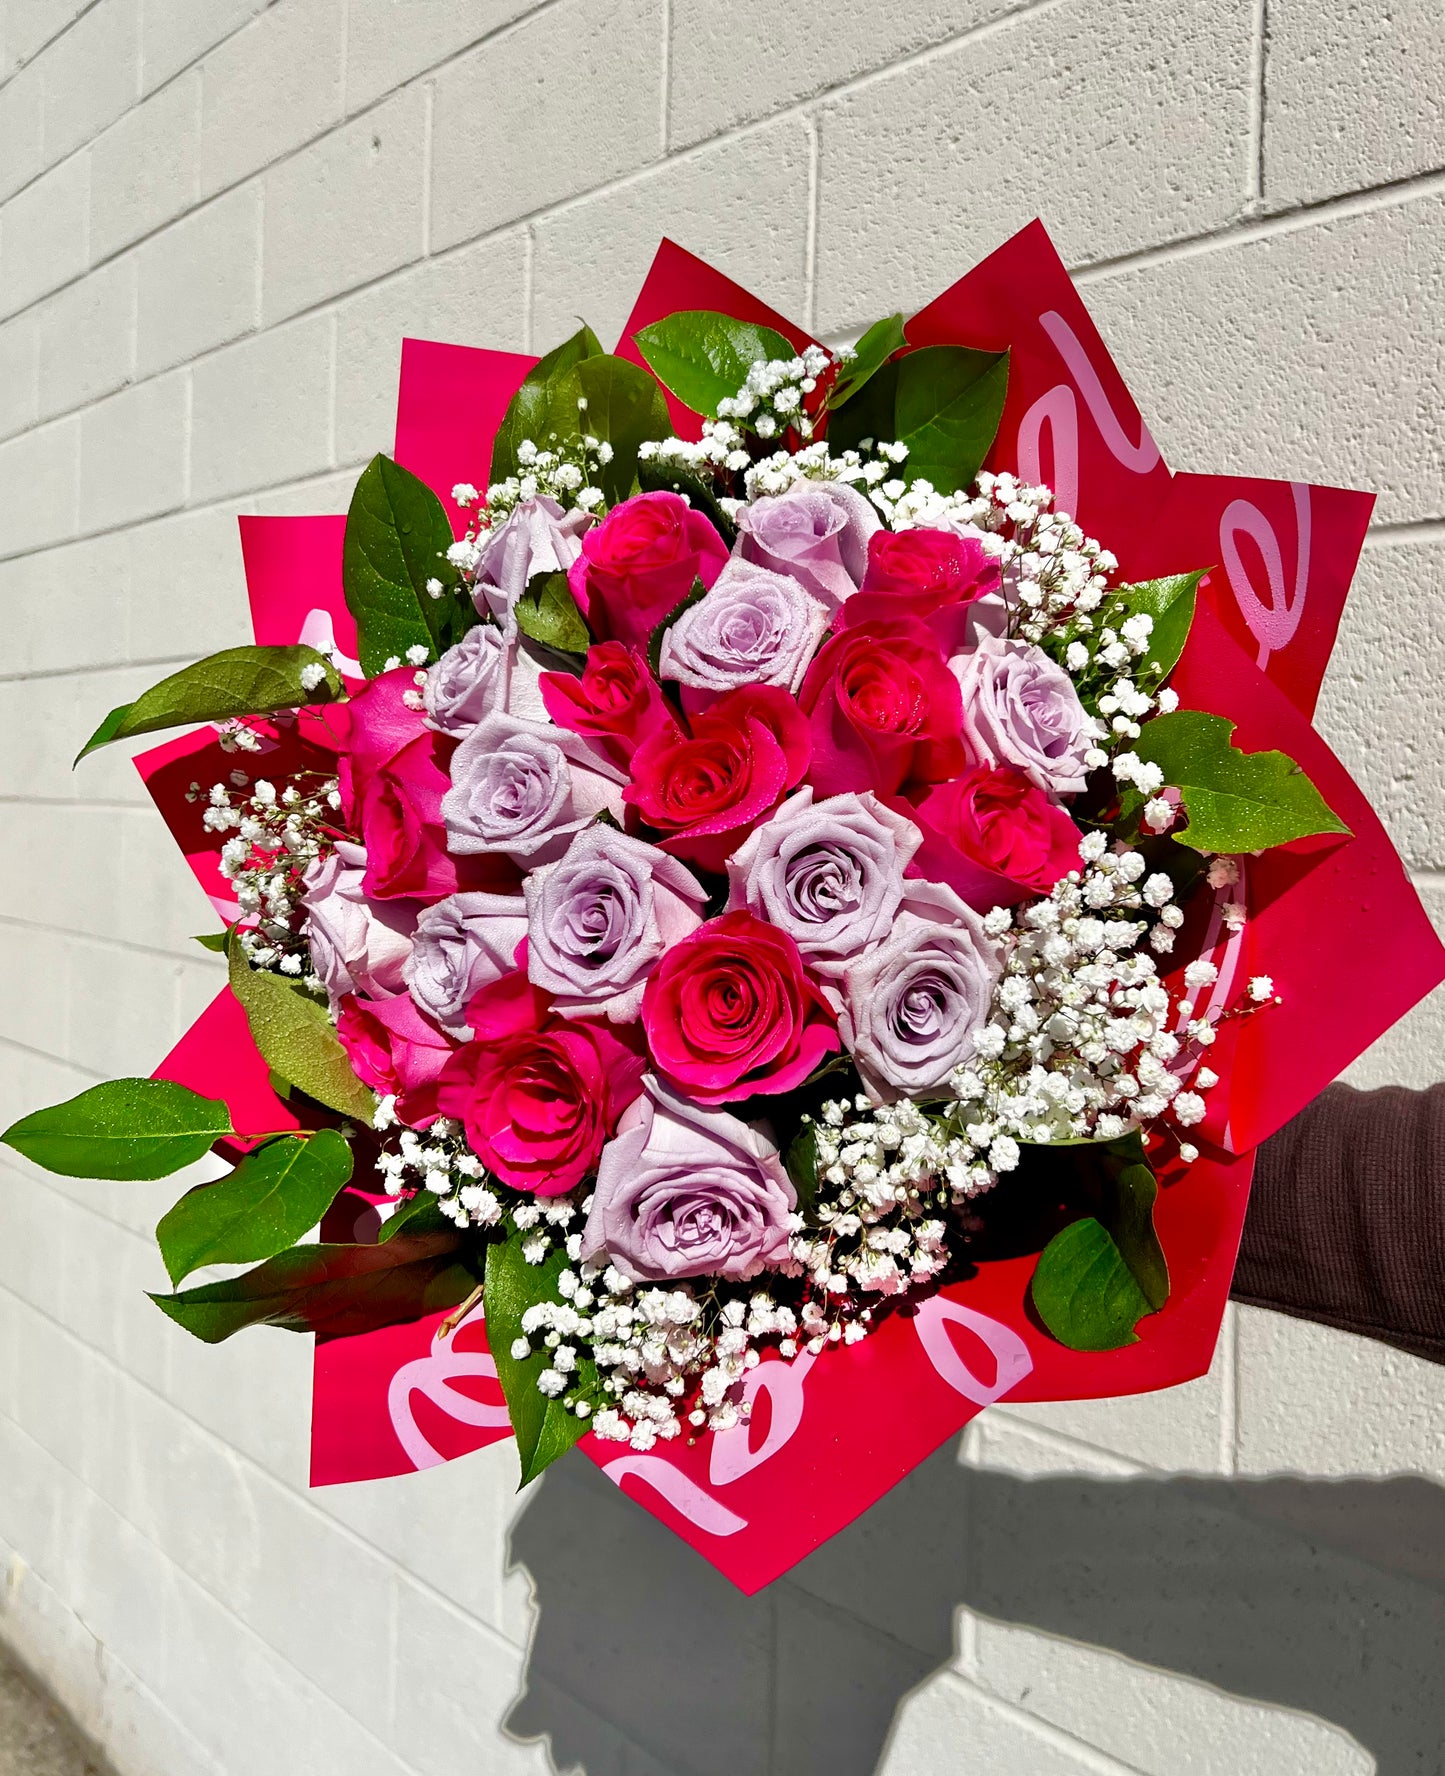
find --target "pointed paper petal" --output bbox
[394,338,536,529]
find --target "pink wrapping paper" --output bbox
[141,224,1445,1592]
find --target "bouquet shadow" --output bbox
[504,1437,1445,1775]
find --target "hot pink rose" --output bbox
[568,491,729,652]
[539,641,681,769]
[624,684,810,873]
[797,616,965,798]
[336,992,456,1127]
[843,528,1000,654]
[641,911,839,1104]
[341,668,513,901]
[908,766,1084,906]
[436,970,645,1196]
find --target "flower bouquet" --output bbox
[6,222,1442,1592]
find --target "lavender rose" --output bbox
[404,890,528,1037]
[525,826,707,1023]
[301,841,416,1009]
[424,622,548,736]
[733,479,880,615]
[726,787,921,972]
[838,881,1005,1101]
[659,559,829,698]
[472,497,592,632]
[950,635,1092,796]
[442,712,625,866]
[580,1077,795,1282]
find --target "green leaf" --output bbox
[342,454,469,676]
[485,1234,596,1487]
[515,570,591,656]
[155,1128,354,1286]
[149,1232,477,1343]
[1131,710,1351,853]
[829,313,907,410]
[377,1191,453,1244]
[226,931,376,1124]
[1110,571,1204,691]
[1030,1218,1154,1351]
[2,1079,232,1180]
[490,323,605,485]
[192,931,229,953]
[633,310,794,421]
[569,354,672,506]
[647,575,710,679]
[829,345,1010,495]
[76,645,344,764]
[784,1122,820,1216]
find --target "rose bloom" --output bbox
[472,497,592,632]
[300,840,416,1009]
[342,668,509,901]
[837,882,1005,1102]
[424,622,547,736]
[843,527,1001,654]
[539,640,680,769]
[658,558,829,703]
[950,635,1092,796]
[404,890,528,1038]
[336,992,456,1126]
[726,787,921,972]
[625,683,810,873]
[525,825,707,1023]
[911,766,1083,901]
[641,910,839,1104]
[580,1077,795,1282]
[568,491,728,652]
[436,970,644,1196]
[442,711,625,866]
[798,615,965,798]
[733,479,878,615]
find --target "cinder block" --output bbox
[1,0,91,73]
[430,0,664,250]
[881,1669,1141,1774]
[79,367,188,532]
[39,0,139,166]
[250,467,361,514]
[1266,0,1445,208]
[197,0,346,200]
[0,150,89,318]
[669,0,1017,148]
[88,69,199,263]
[135,184,261,379]
[961,1411,1148,1479]
[125,502,254,659]
[333,232,528,466]
[36,255,137,419]
[261,82,426,327]
[140,0,267,94]
[0,56,45,203]
[0,415,79,554]
[0,307,39,438]
[1080,193,1445,527]
[345,0,537,113]
[530,115,812,350]
[814,0,1255,335]
[0,920,71,1058]
[189,312,333,502]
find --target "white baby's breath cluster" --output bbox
[371,1104,504,1228]
[188,765,342,979]
[483,429,613,529]
[713,344,833,441]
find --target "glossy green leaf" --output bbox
[149,1232,476,1344]
[486,1234,596,1487]
[570,354,672,505]
[515,570,591,656]
[490,324,605,485]
[76,645,343,764]
[1132,710,1351,853]
[784,1122,820,1215]
[829,313,907,410]
[342,454,468,675]
[377,1191,453,1244]
[1,1079,232,1180]
[1111,571,1205,690]
[226,932,376,1124]
[1100,1147,1169,1312]
[647,575,709,679]
[829,345,1010,495]
[192,931,229,953]
[633,310,794,421]
[155,1128,354,1285]
[1030,1217,1154,1351]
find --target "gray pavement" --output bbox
[0,1650,110,1776]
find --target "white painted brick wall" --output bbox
[0,4,1441,1773]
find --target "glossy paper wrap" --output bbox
[141,223,1445,1593]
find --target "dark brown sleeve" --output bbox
[1231,1082,1445,1365]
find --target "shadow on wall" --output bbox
[504,1442,1445,1775]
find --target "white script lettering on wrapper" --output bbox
[1016,311,1163,521]
[603,1305,1033,1537]
[386,1304,512,1471]
[1219,484,1311,672]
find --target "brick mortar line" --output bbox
[0,910,223,968]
